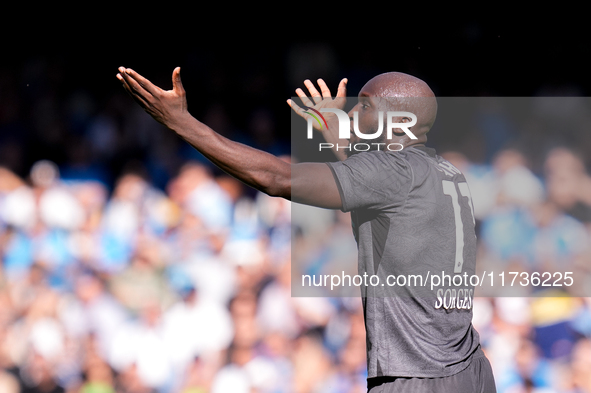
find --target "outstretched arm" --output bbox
[116,67,342,209]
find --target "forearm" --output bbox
[116,67,291,198]
[170,114,291,198]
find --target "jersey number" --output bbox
[442,180,475,273]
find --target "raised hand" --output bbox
[287,78,348,133]
[288,78,349,160]
[117,67,190,131]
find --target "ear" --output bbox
[391,117,412,136]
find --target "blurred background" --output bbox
[1,20,591,393]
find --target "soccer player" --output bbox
[117,67,496,392]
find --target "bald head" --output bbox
[360,72,437,142]
[363,72,435,97]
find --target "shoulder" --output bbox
[399,146,468,181]
[328,151,414,192]
[327,151,415,212]
[331,150,414,175]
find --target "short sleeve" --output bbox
[326,151,413,212]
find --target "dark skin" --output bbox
[116,68,435,210]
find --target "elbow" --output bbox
[260,173,291,199]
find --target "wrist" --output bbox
[168,111,197,135]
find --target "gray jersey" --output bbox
[327,145,481,379]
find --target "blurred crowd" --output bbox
[1,141,591,393]
[0,157,357,393]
